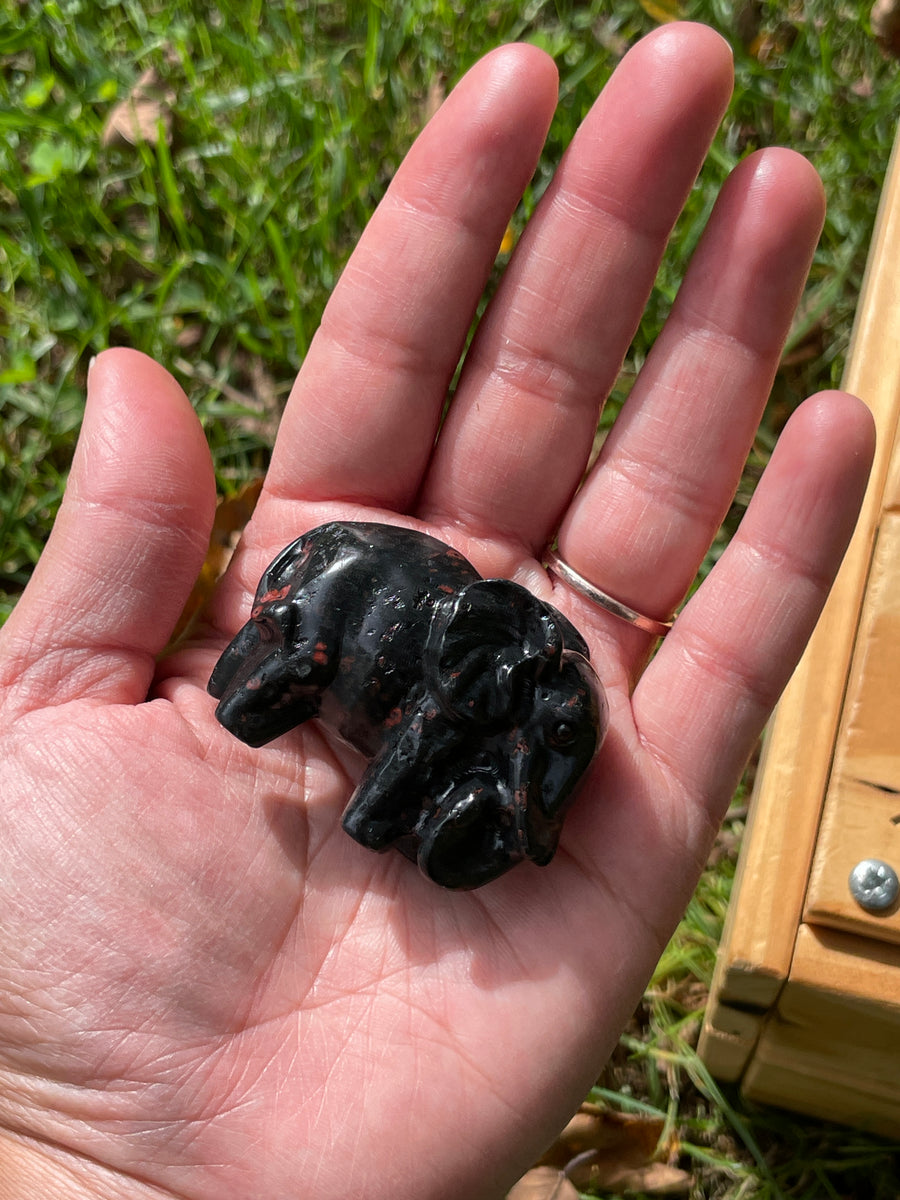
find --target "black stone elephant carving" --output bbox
[208,522,608,889]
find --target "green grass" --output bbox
[3,1,900,1195]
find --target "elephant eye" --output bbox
[549,719,578,748]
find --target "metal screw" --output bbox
[849,859,900,913]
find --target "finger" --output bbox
[555,147,826,635]
[0,349,216,709]
[634,391,875,823]
[417,22,734,547]
[263,44,559,513]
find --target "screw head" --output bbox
[849,859,900,913]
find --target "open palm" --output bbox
[0,25,874,1200]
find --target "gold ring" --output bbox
[544,550,674,639]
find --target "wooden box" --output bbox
[698,128,900,1136]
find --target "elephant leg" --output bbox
[341,705,459,851]
[210,618,340,747]
[417,785,527,890]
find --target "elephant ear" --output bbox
[428,578,563,724]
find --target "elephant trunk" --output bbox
[415,752,533,890]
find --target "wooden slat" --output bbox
[708,122,900,1009]
[697,1004,762,1083]
[805,510,900,942]
[742,926,900,1134]
[743,1024,900,1137]
[780,923,900,1030]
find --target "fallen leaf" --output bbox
[628,1162,693,1194]
[746,17,799,64]
[872,0,900,56]
[421,75,446,126]
[568,1152,692,1194]
[540,1103,664,1165]
[749,29,785,62]
[733,0,763,46]
[506,1166,580,1200]
[102,66,176,147]
[174,322,204,350]
[534,1102,690,1195]
[638,0,684,23]
[165,477,265,649]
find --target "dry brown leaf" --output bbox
[421,75,447,126]
[165,477,265,649]
[568,1152,692,1194]
[625,1161,693,1194]
[540,1103,664,1165]
[506,1166,580,1200]
[872,0,900,55]
[638,0,684,23]
[748,29,785,62]
[102,66,176,147]
[174,322,204,350]
[733,0,763,46]
[534,1102,690,1195]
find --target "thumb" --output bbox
[0,349,216,710]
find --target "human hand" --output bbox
[0,23,874,1200]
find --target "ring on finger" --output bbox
[543,550,674,639]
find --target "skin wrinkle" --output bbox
[638,594,799,803]
[470,217,655,388]
[0,531,207,712]
[434,421,534,520]
[471,328,608,413]
[68,478,210,536]
[550,162,677,245]
[600,451,712,532]
[562,347,769,614]
[265,50,559,520]
[657,638,777,777]
[298,893,388,1008]
[562,782,681,957]
[0,1129,186,1200]
[597,344,759,496]
[664,158,824,354]
[303,327,452,439]
[5,728,281,1051]
[313,964,561,1200]
[322,224,466,361]
[672,290,791,361]
[388,178,501,248]
[650,323,762,415]
[423,371,596,540]
[631,720,724,874]
[0,1052,203,1159]
[556,39,732,239]
[734,534,837,598]
[40,505,204,608]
